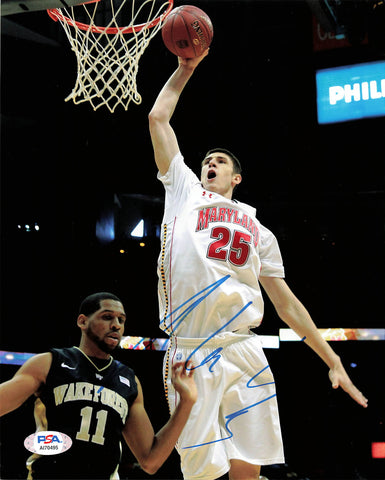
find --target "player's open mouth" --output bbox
[208,170,216,180]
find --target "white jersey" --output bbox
[157,152,284,338]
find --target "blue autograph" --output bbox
[132,275,277,450]
[162,275,231,335]
[132,275,231,351]
[183,393,277,449]
[184,301,253,373]
[183,364,277,450]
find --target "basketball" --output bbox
[161,5,213,58]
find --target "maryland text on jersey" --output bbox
[195,205,260,248]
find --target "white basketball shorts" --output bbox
[163,332,285,480]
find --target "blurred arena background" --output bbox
[1,1,384,478]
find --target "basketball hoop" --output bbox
[47,0,174,112]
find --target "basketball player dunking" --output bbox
[148,51,368,480]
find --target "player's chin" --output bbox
[105,345,118,354]
[100,339,119,353]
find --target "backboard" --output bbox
[1,0,91,16]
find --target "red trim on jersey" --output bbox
[168,217,177,335]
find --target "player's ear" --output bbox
[77,314,88,329]
[232,173,242,187]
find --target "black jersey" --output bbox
[27,347,138,479]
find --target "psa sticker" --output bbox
[24,431,72,455]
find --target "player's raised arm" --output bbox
[148,52,209,176]
[0,353,51,417]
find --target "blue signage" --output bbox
[316,60,385,124]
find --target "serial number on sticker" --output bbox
[39,445,59,450]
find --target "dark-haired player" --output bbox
[148,52,368,480]
[0,292,197,479]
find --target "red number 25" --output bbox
[207,227,251,266]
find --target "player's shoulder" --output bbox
[112,360,138,398]
[163,151,200,184]
[232,198,257,218]
[50,346,77,359]
[17,351,52,382]
[48,347,85,369]
[113,359,136,378]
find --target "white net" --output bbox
[48,0,173,112]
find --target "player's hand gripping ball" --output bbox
[161,5,213,58]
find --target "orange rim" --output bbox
[47,0,174,34]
